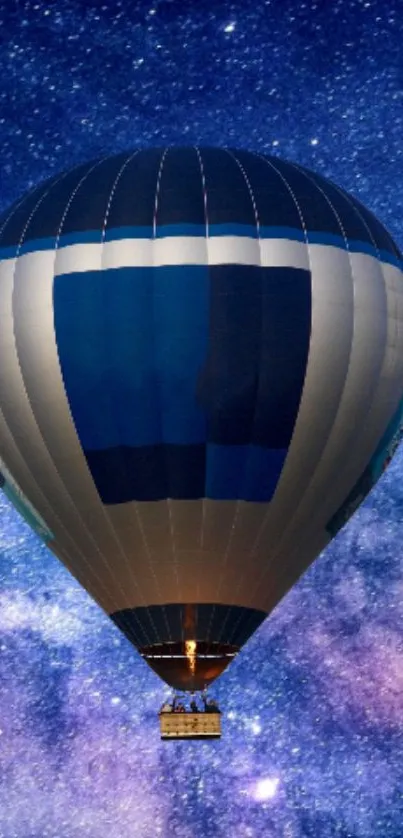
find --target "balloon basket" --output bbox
[159,710,221,740]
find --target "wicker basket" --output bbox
[159,712,221,740]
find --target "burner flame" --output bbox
[185,639,197,674]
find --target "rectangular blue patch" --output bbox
[54,265,209,450]
[54,262,310,504]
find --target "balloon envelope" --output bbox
[0,147,402,691]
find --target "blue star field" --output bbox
[0,0,402,835]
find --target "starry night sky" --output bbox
[0,0,402,836]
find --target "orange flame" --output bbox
[185,640,197,675]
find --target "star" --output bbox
[253,777,280,802]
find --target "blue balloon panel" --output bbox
[54,262,311,503]
[54,265,210,449]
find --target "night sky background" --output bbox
[0,0,402,835]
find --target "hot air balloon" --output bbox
[0,147,402,739]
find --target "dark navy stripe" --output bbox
[0,469,5,489]
[111,603,267,648]
[0,164,92,248]
[226,148,305,233]
[102,148,164,230]
[57,153,134,237]
[103,225,154,241]
[105,223,259,240]
[293,163,375,245]
[85,444,206,502]
[267,157,356,239]
[83,443,286,503]
[155,147,206,228]
[155,223,206,238]
[199,147,258,228]
[25,161,109,243]
[259,225,305,241]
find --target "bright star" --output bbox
[224,22,236,33]
[253,777,279,801]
